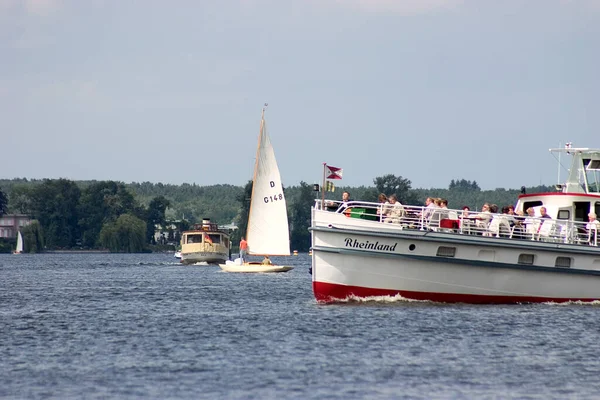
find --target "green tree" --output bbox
[21,220,44,253]
[0,188,7,216]
[230,180,253,247]
[145,196,171,242]
[78,181,139,248]
[289,181,315,252]
[29,179,81,248]
[7,185,33,214]
[373,174,417,204]
[449,179,481,191]
[99,213,147,252]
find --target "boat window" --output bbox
[206,234,221,244]
[595,202,600,218]
[523,201,543,211]
[223,237,229,247]
[587,159,600,169]
[436,246,456,257]
[574,202,589,222]
[555,257,572,268]
[187,235,202,244]
[518,254,535,265]
[557,210,570,220]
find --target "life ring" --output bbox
[344,208,352,217]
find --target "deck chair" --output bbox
[537,220,556,242]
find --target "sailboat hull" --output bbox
[218,262,293,273]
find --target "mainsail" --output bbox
[246,107,290,256]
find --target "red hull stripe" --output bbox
[313,281,599,304]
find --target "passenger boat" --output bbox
[310,145,600,303]
[180,218,231,264]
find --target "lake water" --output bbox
[2,253,600,399]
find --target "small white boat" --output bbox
[174,251,181,259]
[311,144,600,304]
[13,231,23,254]
[219,104,293,273]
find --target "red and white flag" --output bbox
[325,164,343,180]
[204,233,213,245]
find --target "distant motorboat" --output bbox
[174,250,181,259]
[180,218,231,265]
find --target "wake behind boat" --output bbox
[219,104,293,273]
[311,145,600,304]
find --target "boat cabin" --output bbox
[515,147,600,223]
[181,218,230,248]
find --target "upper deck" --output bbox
[315,199,598,248]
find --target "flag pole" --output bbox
[321,163,327,210]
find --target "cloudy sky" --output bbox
[1,0,598,190]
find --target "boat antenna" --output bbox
[557,141,561,184]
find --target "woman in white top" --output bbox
[586,212,599,246]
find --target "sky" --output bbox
[1,0,599,191]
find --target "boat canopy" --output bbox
[550,146,600,194]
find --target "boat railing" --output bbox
[314,199,598,247]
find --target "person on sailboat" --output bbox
[240,237,248,262]
[262,255,272,265]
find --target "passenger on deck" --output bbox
[376,193,389,221]
[586,213,599,246]
[461,206,471,218]
[439,198,451,220]
[262,255,272,265]
[240,237,248,263]
[540,207,551,219]
[506,205,517,227]
[460,206,472,234]
[524,207,539,238]
[421,197,438,221]
[383,194,404,224]
[340,191,352,209]
[492,206,511,237]
[512,210,526,239]
[474,203,492,234]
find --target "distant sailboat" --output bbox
[219,105,293,273]
[13,231,23,254]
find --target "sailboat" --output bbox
[13,231,23,254]
[219,105,293,273]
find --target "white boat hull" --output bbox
[218,261,293,273]
[181,251,228,264]
[311,208,600,303]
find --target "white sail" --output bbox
[15,231,23,253]
[246,108,290,256]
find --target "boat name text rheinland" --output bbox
[344,238,398,252]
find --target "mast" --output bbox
[245,103,268,240]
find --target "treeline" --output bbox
[0,177,554,253]
[0,179,173,253]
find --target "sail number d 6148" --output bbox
[264,194,283,203]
